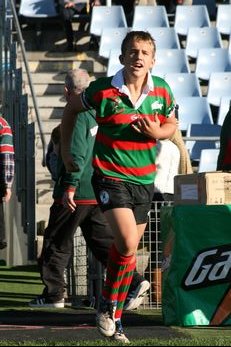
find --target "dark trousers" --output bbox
[61,7,77,46]
[39,203,114,301]
[59,4,89,47]
[0,201,7,249]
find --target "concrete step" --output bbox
[36,173,54,186]
[35,119,60,133]
[23,72,66,84]
[23,50,100,62]
[35,157,50,174]
[20,26,92,53]
[30,107,64,120]
[30,84,65,96]
[26,60,94,73]
[35,133,53,148]
[28,95,65,108]
[36,188,53,205]
[36,204,51,228]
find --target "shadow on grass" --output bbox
[0,308,163,327]
[0,265,39,272]
[0,274,40,283]
[0,291,40,307]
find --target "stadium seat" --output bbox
[207,72,231,107]
[174,5,211,37]
[89,6,127,38]
[147,27,180,49]
[151,49,190,78]
[198,148,220,172]
[195,48,231,81]
[176,96,214,132]
[165,73,202,97]
[107,49,123,77]
[186,123,221,162]
[132,5,169,30]
[19,0,58,18]
[99,27,128,59]
[185,27,223,59]
[216,4,231,36]
[18,0,59,48]
[192,0,217,20]
[217,97,231,125]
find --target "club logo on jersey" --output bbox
[99,190,110,205]
[151,101,163,111]
[182,244,231,290]
[110,96,125,114]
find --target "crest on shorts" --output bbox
[100,190,110,205]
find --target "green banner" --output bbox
[161,205,231,326]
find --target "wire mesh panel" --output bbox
[66,227,88,306]
[140,200,173,309]
[68,201,173,309]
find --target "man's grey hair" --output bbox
[65,69,91,91]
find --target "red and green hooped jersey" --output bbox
[81,72,175,185]
[0,116,14,189]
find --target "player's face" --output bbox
[120,38,155,78]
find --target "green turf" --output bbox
[1,266,231,346]
[0,265,43,307]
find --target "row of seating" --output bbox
[173,96,229,165]
[98,14,231,59]
[107,45,231,77]
[99,26,229,56]
[97,18,231,90]
[186,123,221,162]
[19,2,230,41]
[177,94,230,127]
[89,4,231,38]
[106,53,231,107]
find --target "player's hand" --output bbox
[3,188,12,203]
[62,190,76,212]
[131,113,160,139]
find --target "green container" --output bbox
[161,205,231,326]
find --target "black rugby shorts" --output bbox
[91,173,154,224]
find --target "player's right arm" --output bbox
[60,93,85,172]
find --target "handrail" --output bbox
[8,0,47,166]
[183,136,220,141]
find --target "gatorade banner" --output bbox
[161,205,231,326]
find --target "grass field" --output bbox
[1,265,231,346]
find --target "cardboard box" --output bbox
[174,171,231,205]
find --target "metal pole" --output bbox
[9,0,47,167]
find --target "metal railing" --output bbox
[9,0,47,166]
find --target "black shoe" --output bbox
[28,296,65,308]
[124,273,150,311]
[66,43,74,52]
[0,240,7,249]
[89,37,99,50]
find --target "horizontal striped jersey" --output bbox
[81,71,175,185]
[0,116,15,189]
